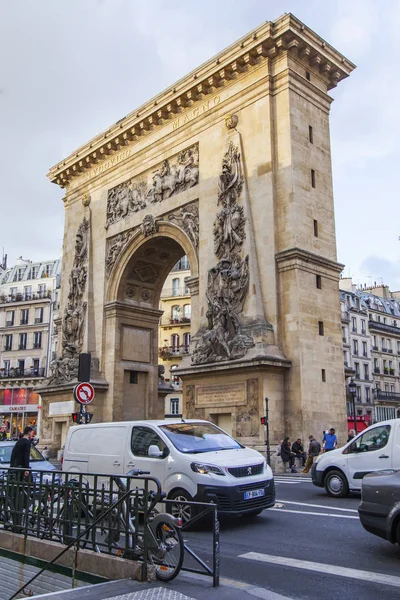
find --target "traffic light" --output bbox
[260,416,267,425]
[71,412,82,424]
[84,413,93,424]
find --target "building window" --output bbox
[321,369,326,382]
[19,333,27,350]
[306,71,311,81]
[4,335,12,351]
[313,219,318,237]
[365,387,370,403]
[35,307,43,324]
[32,359,40,374]
[387,339,392,353]
[311,169,316,188]
[129,371,138,384]
[352,317,357,333]
[372,335,377,349]
[374,358,379,372]
[172,278,180,296]
[45,264,52,276]
[363,364,369,381]
[171,305,181,322]
[362,341,367,357]
[361,320,366,334]
[398,341,400,354]
[356,386,361,401]
[33,332,42,349]
[318,321,324,336]
[9,287,17,298]
[309,125,313,144]
[354,362,360,379]
[183,332,191,352]
[31,266,38,279]
[38,284,46,295]
[20,309,29,325]
[24,286,32,300]
[316,274,322,289]
[171,334,180,352]
[183,277,190,294]
[170,398,179,416]
[3,360,10,375]
[183,304,191,321]
[382,338,386,351]
[353,339,358,355]
[18,359,25,372]
[17,268,24,281]
[5,310,14,326]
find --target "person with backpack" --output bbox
[301,435,321,474]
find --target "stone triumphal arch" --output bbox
[39,14,355,453]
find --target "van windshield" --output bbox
[159,422,242,454]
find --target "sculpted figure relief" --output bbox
[105,230,135,276]
[106,144,199,226]
[48,218,89,385]
[141,214,159,237]
[168,201,199,248]
[192,142,254,365]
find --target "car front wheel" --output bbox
[324,470,349,498]
[168,489,197,526]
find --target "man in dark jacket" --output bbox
[291,438,307,467]
[10,426,34,477]
[301,435,321,474]
[9,426,34,531]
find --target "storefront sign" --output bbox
[6,405,39,413]
[49,401,75,417]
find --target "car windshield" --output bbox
[0,444,45,463]
[159,422,242,454]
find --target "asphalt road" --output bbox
[182,474,400,600]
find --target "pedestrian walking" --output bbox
[322,428,338,452]
[301,435,321,474]
[9,426,34,532]
[291,438,307,467]
[280,437,297,473]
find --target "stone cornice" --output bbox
[48,13,355,189]
[275,247,344,277]
[104,301,163,321]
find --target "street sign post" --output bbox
[73,382,95,405]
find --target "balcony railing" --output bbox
[0,291,51,305]
[369,319,400,336]
[375,390,400,402]
[0,367,45,379]
[382,348,388,353]
[5,320,14,327]
[374,367,380,374]
[160,316,191,326]
[159,345,190,359]
[160,288,190,298]
[372,345,378,350]
[34,317,43,324]
[33,343,42,349]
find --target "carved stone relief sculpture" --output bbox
[192,142,254,364]
[105,230,135,276]
[141,214,159,237]
[47,218,89,385]
[168,201,199,248]
[106,144,199,227]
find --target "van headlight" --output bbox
[190,462,225,476]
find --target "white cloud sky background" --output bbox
[0,0,399,289]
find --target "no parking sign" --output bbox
[73,382,95,405]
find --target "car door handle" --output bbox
[113,461,121,466]
[379,455,389,459]
[127,462,135,467]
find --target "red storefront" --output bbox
[347,415,371,434]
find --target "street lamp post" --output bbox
[348,379,357,435]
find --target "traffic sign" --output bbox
[73,382,95,405]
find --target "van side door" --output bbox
[345,424,393,488]
[125,426,169,490]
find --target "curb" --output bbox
[181,571,295,600]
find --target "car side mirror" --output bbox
[148,445,163,458]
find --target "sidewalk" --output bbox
[34,572,295,600]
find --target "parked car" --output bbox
[358,469,400,547]
[312,419,399,497]
[63,419,275,523]
[0,441,57,481]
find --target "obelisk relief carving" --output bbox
[192,141,254,364]
[48,218,89,384]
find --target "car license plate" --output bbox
[244,488,265,500]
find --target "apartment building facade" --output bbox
[158,256,191,417]
[0,257,61,437]
[340,279,400,428]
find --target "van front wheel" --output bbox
[168,489,197,526]
[324,470,349,498]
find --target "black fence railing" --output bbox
[0,368,45,379]
[0,467,220,591]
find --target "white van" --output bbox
[63,419,275,521]
[312,419,400,497]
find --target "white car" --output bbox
[312,419,399,497]
[63,419,275,522]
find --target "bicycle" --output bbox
[92,469,184,582]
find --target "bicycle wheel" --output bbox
[147,520,184,582]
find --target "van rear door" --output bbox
[64,425,127,476]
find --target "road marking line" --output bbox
[269,508,358,519]
[239,553,400,589]
[276,500,358,513]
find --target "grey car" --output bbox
[358,469,400,547]
[0,441,57,481]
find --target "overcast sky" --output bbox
[0,0,399,290]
